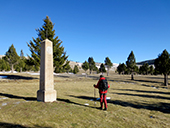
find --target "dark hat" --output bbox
[100,75,104,78]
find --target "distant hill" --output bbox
[136,59,155,66]
[69,61,119,71]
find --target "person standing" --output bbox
[94,75,110,110]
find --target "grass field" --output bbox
[0,73,170,128]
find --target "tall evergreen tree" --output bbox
[27,16,69,73]
[104,57,113,76]
[3,44,20,73]
[126,51,136,80]
[88,57,95,74]
[99,63,106,74]
[82,61,89,75]
[154,49,170,86]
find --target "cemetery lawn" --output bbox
[0,73,170,128]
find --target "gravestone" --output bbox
[37,39,56,102]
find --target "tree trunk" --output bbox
[20,67,22,73]
[107,68,109,76]
[164,74,168,86]
[90,69,92,74]
[131,72,134,80]
[11,64,14,73]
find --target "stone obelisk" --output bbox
[37,39,56,102]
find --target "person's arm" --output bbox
[94,79,101,88]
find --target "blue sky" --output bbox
[0,0,170,64]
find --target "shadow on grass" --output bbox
[0,74,38,80]
[0,122,52,128]
[0,93,37,101]
[114,92,170,100]
[69,95,96,100]
[57,97,98,109]
[134,79,162,84]
[108,100,170,113]
[146,76,170,80]
[67,95,170,113]
[0,122,28,128]
[117,89,170,95]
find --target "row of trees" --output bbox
[81,57,113,76]
[117,61,154,75]
[0,45,40,72]
[117,50,170,86]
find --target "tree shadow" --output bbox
[0,122,52,128]
[0,74,38,80]
[69,95,96,100]
[107,100,170,113]
[134,79,162,84]
[57,97,98,109]
[117,89,170,95]
[0,122,29,128]
[146,76,170,80]
[0,93,37,101]
[114,92,170,100]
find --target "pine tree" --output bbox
[126,51,136,80]
[154,49,170,86]
[117,63,122,74]
[88,57,95,74]
[94,66,99,74]
[149,65,154,75]
[18,50,26,72]
[27,16,69,73]
[3,44,20,73]
[105,57,113,76]
[143,63,149,75]
[99,63,106,74]
[73,65,79,74]
[117,63,126,74]
[82,61,89,75]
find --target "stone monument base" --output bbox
[37,90,57,102]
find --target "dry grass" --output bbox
[0,73,170,128]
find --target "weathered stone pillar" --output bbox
[37,39,56,102]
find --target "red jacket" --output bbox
[94,77,110,94]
